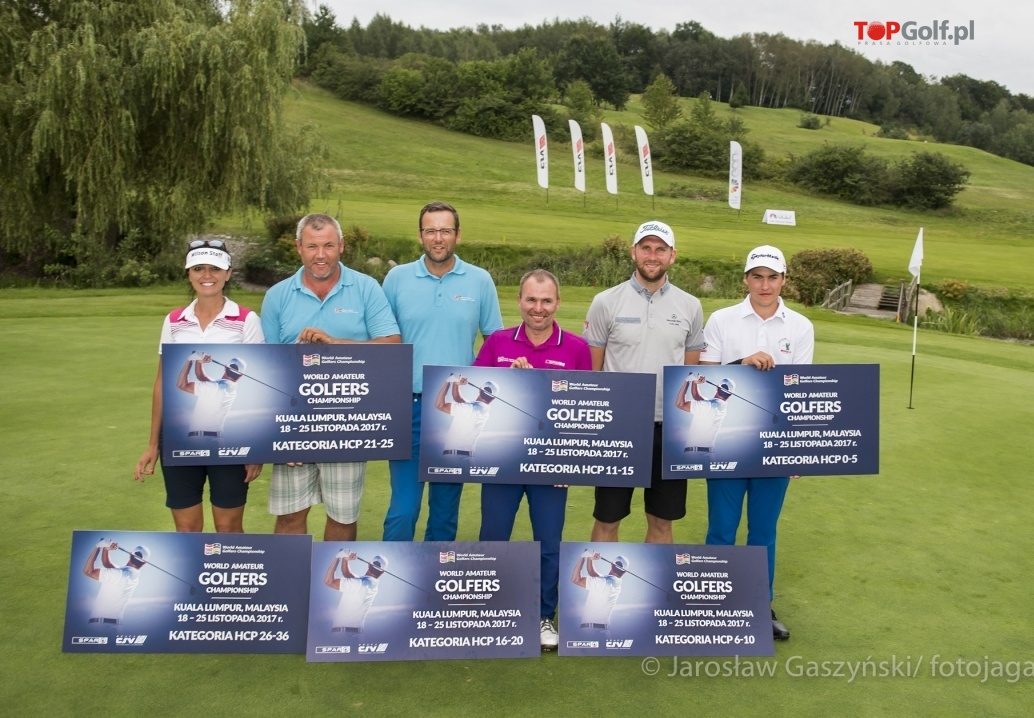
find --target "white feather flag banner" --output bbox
[569,120,585,193]
[532,114,548,189]
[634,125,654,196]
[601,122,618,195]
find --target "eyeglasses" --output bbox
[188,239,227,250]
[420,228,457,239]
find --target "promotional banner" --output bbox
[569,119,585,193]
[729,140,742,210]
[762,209,796,225]
[160,343,412,465]
[532,114,548,189]
[661,364,879,479]
[634,125,654,196]
[63,531,311,653]
[307,542,540,662]
[418,365,655,487]
[559,543,773,657]
[601,122,618,195]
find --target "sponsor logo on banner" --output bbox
[204,543,222,555]
[675,554,692,565]
[72,637,109,644]
[671,464,704,472]
[218,447,252,457]
[551,380,569,392]
[428,467,462,475]
[358,643,389,654]
[470,467,500,477]
[114,635,148,645]
[303,354,321,366]
[440,551,456,563]
[709,461,739,472]
[315,645,351,654]
[567,640,599,648]
[606,639,634,649]
[172,450,210,458]
[783,374,799,386]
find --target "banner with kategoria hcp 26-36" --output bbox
[160,343,412,465]
[418,365,655,487]
[661,364,879,479]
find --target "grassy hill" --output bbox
[214,82,1034,293]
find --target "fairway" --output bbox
[1,287,1032,718]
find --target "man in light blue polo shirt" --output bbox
[261,213,400,541]
[381,201,502,541]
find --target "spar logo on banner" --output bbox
[853,20,975,45]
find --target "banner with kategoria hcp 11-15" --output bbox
[418,365,655,487]
[160,343,412,465]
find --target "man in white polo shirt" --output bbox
[583,220,705,544]
[699,244,814,641]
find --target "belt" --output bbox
[442,450,471,456]
[581,622,608,629]
[88,618,120,625]
[331,626,363,634]
[188,431,221,437]
[684,447,712,452]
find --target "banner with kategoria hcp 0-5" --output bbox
[662,364,879,479]
[160,343,412,465]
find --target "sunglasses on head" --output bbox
[188,239,227,250]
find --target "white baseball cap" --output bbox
[632,221,675,248]
[744,245,786,274]
[132,545,151,562]
[370,555,388,571]
[227,357,247,375]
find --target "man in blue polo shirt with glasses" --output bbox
[381,201,503,542]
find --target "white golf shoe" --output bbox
[540,618,558,651]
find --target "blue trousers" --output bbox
[479,483,567,620]
[705,477,790,600]
[383,395,464,541]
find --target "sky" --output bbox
[317,0,1034,97]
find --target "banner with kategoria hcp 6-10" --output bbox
[160,343,412,465]
[661,364,879,479]
[418,365,655,487]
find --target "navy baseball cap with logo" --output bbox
[632,220,675,248]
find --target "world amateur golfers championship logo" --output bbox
[204,543,222,555]
[440,551,456,563]
[853,19,975,45]
[784,374,799,386]
[551,379,569,392]
[303,354,321,366]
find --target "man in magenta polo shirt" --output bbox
[473,269,592,651]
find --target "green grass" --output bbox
[2,288,1033,717]
[209,83,1034,294]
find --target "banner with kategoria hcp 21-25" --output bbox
[418,365,655,487]
[160,343,412,465]
[661,364,879,479]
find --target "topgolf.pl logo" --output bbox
[853,20,975,45]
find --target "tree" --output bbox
[886,152,970,209]
[0,0,324,284]
[641,74,682,130]
[729,83,749,109]
[555,35,630,110]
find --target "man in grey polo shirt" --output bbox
[583,220,705,543]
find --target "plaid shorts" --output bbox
[268,462,366,524]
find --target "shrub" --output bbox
[938,278,969,301]
[788,144,890,205]
[886,152,970,210]
[877,125,910,140]
[787,248,874,306]
[798,114,822,130]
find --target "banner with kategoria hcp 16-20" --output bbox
[160,343,412,465]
